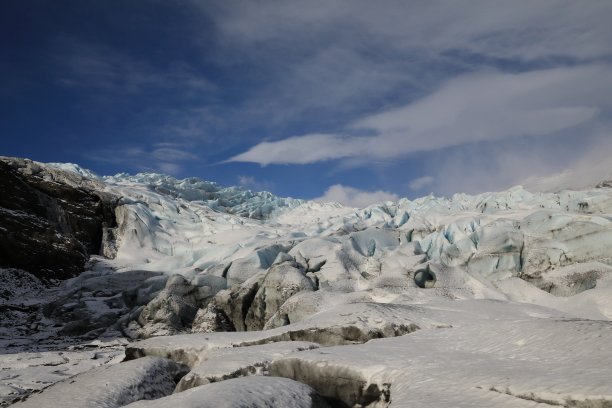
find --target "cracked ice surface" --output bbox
[268,300,612,407]
[11,357,188,408]
[124,376,330,408]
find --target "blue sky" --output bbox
[2,1,612,205]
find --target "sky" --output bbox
[2,1,612,206]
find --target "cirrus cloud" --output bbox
[228,65,612,166]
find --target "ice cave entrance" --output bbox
[414,267,436,288]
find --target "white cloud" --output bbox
[229,65,612,166]
[85,144,198,176]
[190,1,612,140]
[409,176,435,191]
[228,134,361,165]
[404,130,612,196]
[520,135,612,192]
[55,41,213,94]
[50,1,612,196]
[237,175,273,191]
[316,184,399,207]
[206,1,612,60]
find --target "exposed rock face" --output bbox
[0,157,117,281]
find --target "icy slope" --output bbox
[100,172,612,321]
[103,171,304,219]
[47,161,306,219]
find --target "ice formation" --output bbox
[2,156,612,407]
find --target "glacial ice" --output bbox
[3,159,612,407]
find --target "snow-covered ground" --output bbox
[2,160,612,407]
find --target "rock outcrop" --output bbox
[0,157,117,281]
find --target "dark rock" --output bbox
[0,157,118,281]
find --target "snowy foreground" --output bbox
[2,160,612,407]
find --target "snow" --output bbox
[102,172,304,220]
[0,348,124,406]
[46,162,101,180]
[125,301,442,366]
[269,300,612,407]
[175,341,319,391]
[11,357,187,408]
[3,159,612,407]
[124,376,330,408]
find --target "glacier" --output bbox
[2,156,612,407]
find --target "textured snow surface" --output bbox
[11,357,187,408]
[174,341,319,392]
[0,348,124,406]
[3,160,612,407]
[270,300,612,407]
[126,299,612,407]
[124,376,330,408]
